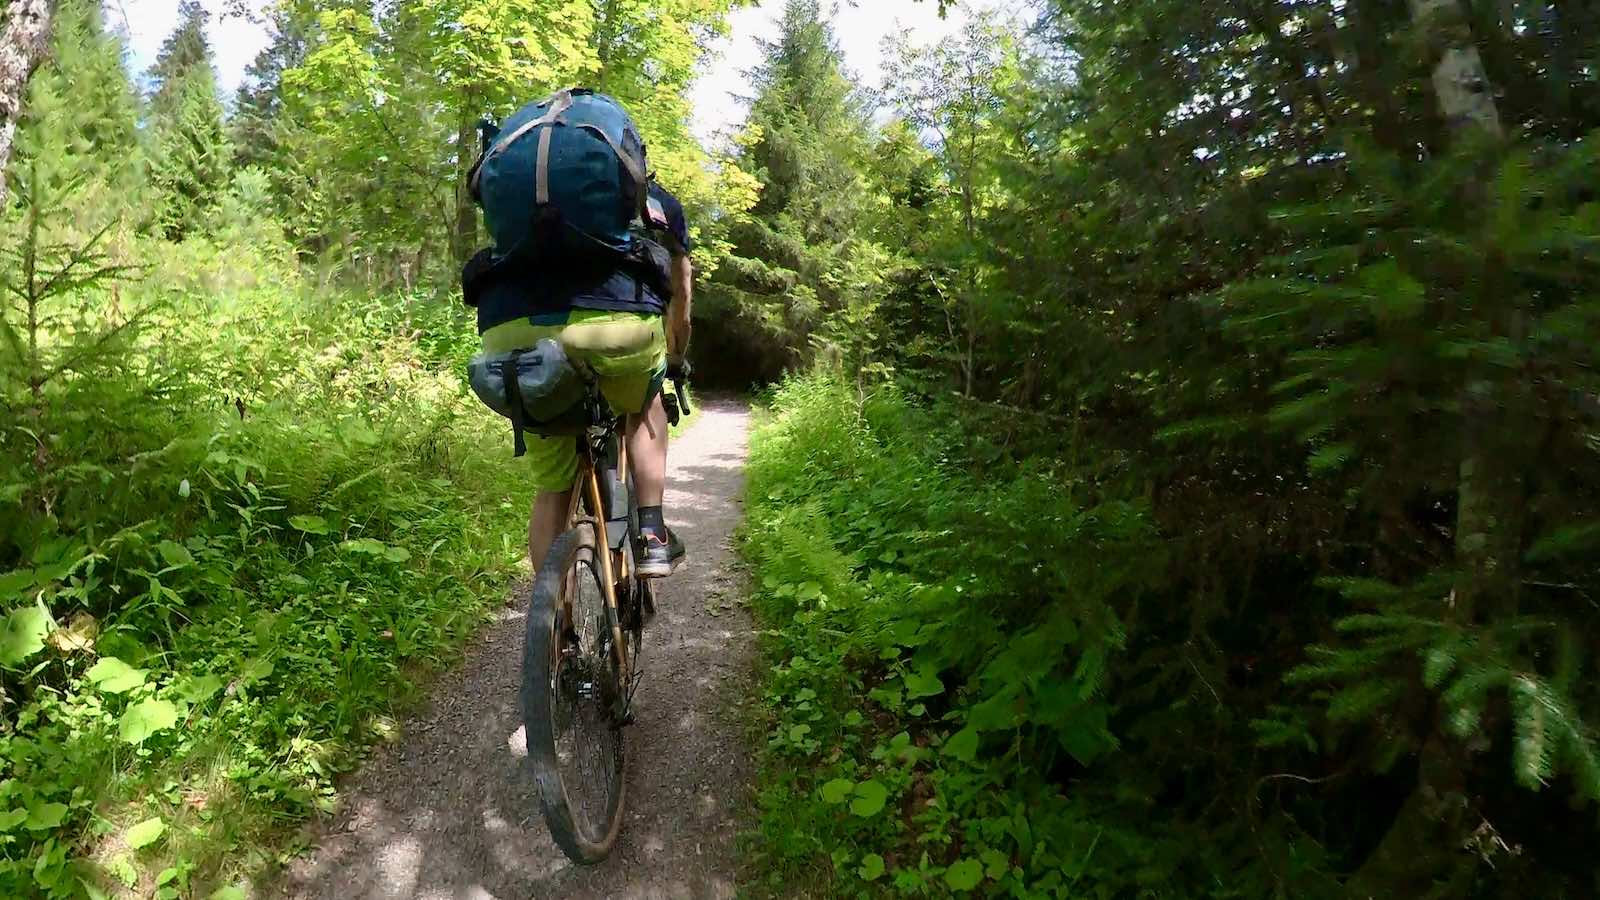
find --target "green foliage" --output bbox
[879,17,1020,397]
[230,7,308,172]
[731,0,1600,893]
[743,373,1218,898]
[143,2,232,241]
[0,260,527,893]
[124,818,165,851]
[0,0,747,894]
[1,19,528,879]
[699,0,900,382]
[266,0,745,285]
[8,0,144,219]
[148,70,233,241]
[1,0,1594,894]
[145,1,213,117]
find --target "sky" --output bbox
[110,0,273,92]
[689,1,974,145]
[111,0,983,145]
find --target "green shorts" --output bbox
[481,309,666,493]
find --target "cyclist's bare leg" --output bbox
[526,389,666,576]
[625,393,668,507]
[627,392,681,576]
[528,488,574,573]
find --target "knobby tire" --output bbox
[522,522,627,864]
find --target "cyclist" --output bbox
[470,163,693,579]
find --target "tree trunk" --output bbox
[592,0,622,91]
[0,0,55,207]
[451,101,479,265]
[1348,3,1510,895]
[1411,0,1513,617]
[964,301,976,398]
[1409,0,1502,138]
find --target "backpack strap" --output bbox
[501,353,529,458]
[533,90,574,205]
[575,122,649,221]
[472,90,576,198]
[536,126,555,204]
[467,119,499,202]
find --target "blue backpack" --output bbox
[470,88,648,259]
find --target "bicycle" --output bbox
[521,368,691,864]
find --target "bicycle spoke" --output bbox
[545,551,624,845]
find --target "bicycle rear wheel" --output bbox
[522,522,626,863]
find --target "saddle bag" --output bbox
[466,338,587,456]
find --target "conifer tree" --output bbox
[703,0,883,377]
[232,7,310,171]
[145,0,231,240]
[2,1,143,504]
[0,0,55,205]
[9,0,142,222]
[146,0,211,117]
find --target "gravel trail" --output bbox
[276,399,756,900]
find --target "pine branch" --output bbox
[36,300,158,388]
[29,217,129,300]
[1511,675,1553,789]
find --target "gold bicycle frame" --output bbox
[563,438,633,687]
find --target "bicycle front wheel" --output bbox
[522,522,626,864]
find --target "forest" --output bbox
[2,0,1598,896]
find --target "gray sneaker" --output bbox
[636,527,685,578]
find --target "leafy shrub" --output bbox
[0,235,522,895]
[742,372,1175,897]
[745,349,1600,899]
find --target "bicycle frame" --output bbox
[549,373,685,712]
[522,374,684,864]
[563,428,634,689]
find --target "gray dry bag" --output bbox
[467,338,586,456]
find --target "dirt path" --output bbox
[276,399,756,900]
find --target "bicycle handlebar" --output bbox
[663,361,692,426]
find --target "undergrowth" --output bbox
[0,241,525,897]
[740,372,1188,898]
[741,366,1600,899]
